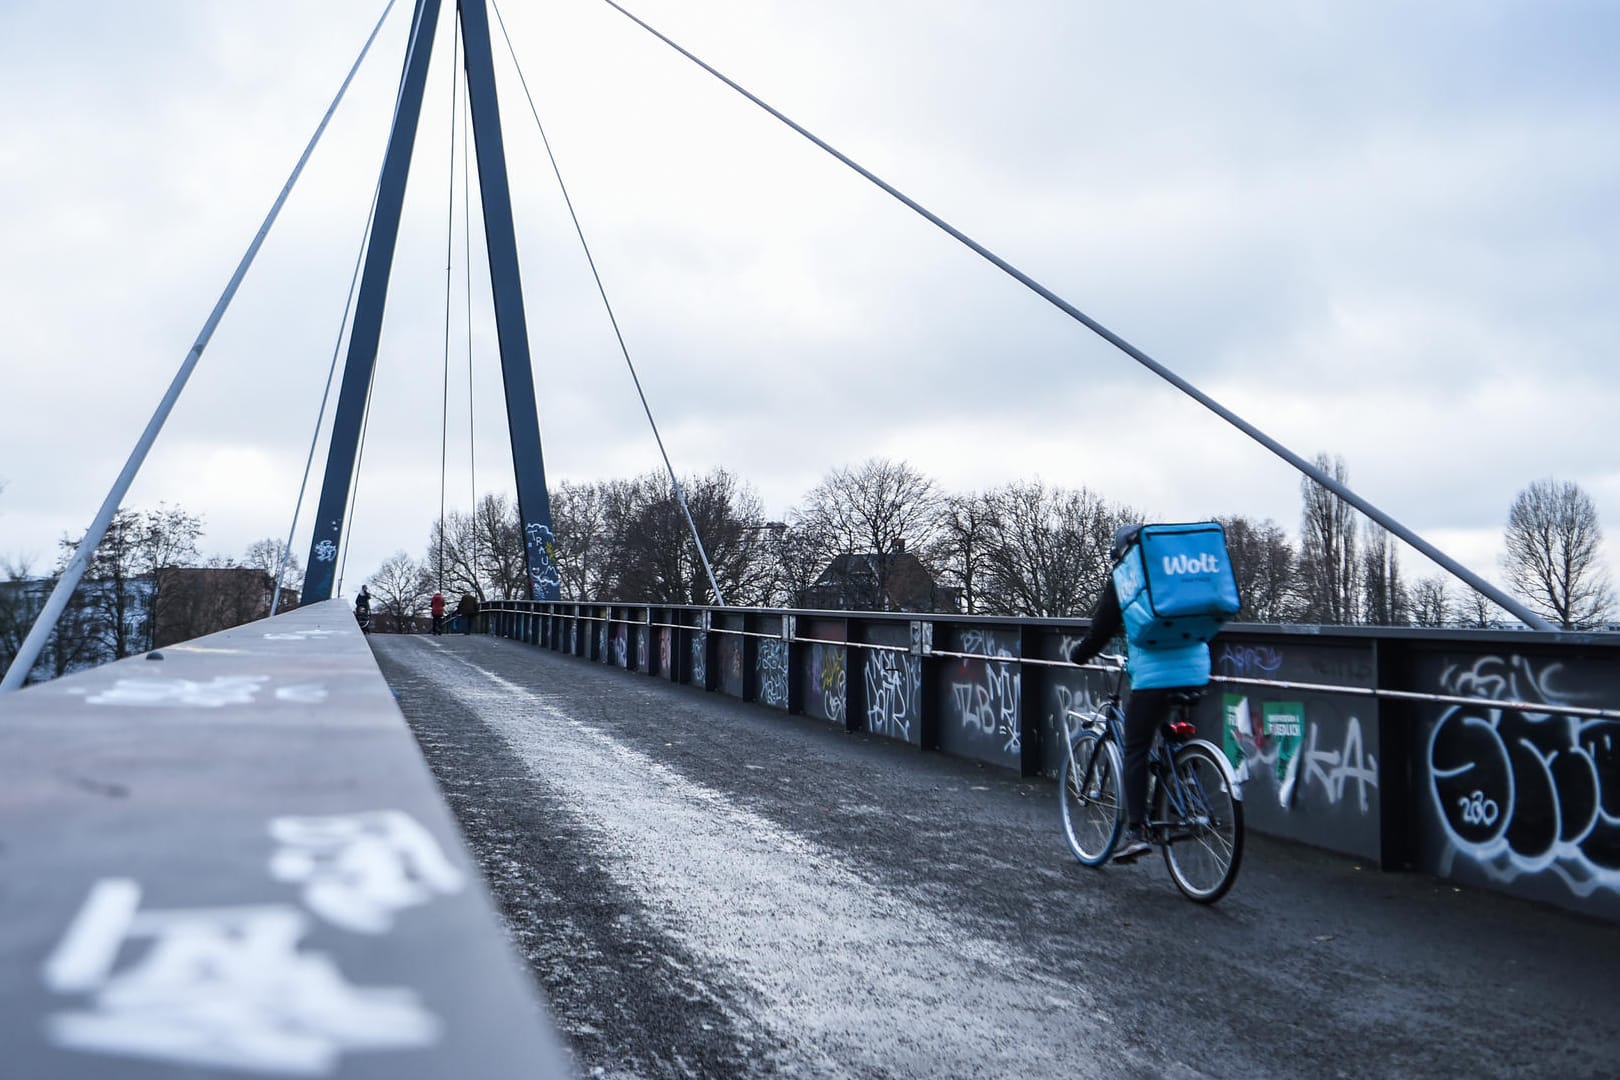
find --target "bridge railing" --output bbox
[0,600,573,1077]
[479,598,1620,923]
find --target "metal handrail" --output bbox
[486,604,1620,720]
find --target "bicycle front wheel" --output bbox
[1158,742,1244,903]
[1059,731,1124,866]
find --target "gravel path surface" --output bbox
[372,634,1620,1079]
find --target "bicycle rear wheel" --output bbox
[1059,731,1124,866]
[1157,742,1244,903]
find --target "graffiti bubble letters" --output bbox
[41,878,439,1074]
[269,811,465,935]
[313,540,337,563]
[524,522,562,594]
[1429,654,1620,900]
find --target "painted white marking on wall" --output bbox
[269,811,465,934]
[41,880,440,1074]
[41,878,141,993]
[87,676,269,708]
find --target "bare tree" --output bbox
[421,493,529,602]
[0,558,66,684]
[792,459,945,610]
[140,504,205,648]
[1410,576,1452,628]
[58,505,202,658]
[937,492,997,615]
[425,510,483,601]
[1298,453,1359,625]
[598,469,775,605]
[551,479,610,600]
[369,551,431,626]
[1460,589,1496,629]
[977,481,1126,618]
[1360,524,1409,626]
[245,538,303,611]
[473,493,528,600]
[1501,478,1614,629]
[1216,515,1298,623]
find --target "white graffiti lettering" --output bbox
[268,810,466,935]
[1457,790,1501,827]
[865,653,917,742]
[1429,653,1620,902]
[41,879,440,1073]
[1302,716,1379,813]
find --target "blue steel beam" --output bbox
[303,0,444,603]
[458,0,560,600]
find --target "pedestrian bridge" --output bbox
[6,600,1619,1076]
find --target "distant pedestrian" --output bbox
[457,593,478,636]
[430,591,446,635]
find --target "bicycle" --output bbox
[1058,654,1245,903]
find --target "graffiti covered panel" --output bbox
[757,640,789,710]
[937,628,1021,770]
[864,652,921,746]
[803,644,848,727]
[1413,650,1620,920]
[690,630,707,689]
[1214,638,1381,859]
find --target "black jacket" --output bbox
[1067,583,1122,667]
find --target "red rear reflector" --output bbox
[1169,721,1197,739]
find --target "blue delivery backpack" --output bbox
[1113,521,1241,648]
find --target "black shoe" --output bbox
[1113,827,1152,864]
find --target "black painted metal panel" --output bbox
[1212,637,1382,860]
[1408,643,1620,920]
[935,626,1022,770]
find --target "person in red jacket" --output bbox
[430,591,446,635]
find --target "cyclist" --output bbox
[354,586,372,631]
[1067,524,1215,864]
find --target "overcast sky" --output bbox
[2,0,1616,606]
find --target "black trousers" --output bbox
[1121,687,1194,826]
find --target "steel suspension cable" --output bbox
[463,74,479,592]
[492,0,727,605]
[438,30,463,592]
[589,0,1554,632]
[1,0,404,694]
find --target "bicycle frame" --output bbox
[1065,662,1242,843]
